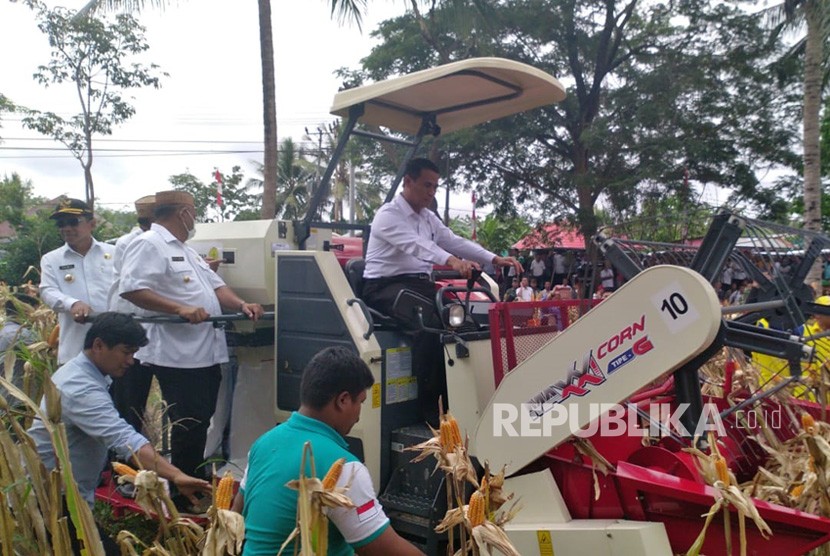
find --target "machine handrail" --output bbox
[346,298,375,340]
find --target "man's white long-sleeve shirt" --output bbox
[39,239,114,364]
[364,194,496,279]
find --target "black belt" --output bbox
[365,273,431,283]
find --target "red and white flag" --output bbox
[213,169,224,207]
[355,499,379,523]
[471,190,477,241]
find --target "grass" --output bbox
[94,501,159,546]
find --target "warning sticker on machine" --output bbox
[385,347,417,404]
[386,376,417,404]
[536,530,554,555]
[371,383,381,409]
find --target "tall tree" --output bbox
[248,138,316,220]
[20,0,164,210]
[169,166,256,222]
[257,0,278,220]
[354,0,800,245]
[763,0,830,282]
[76,0,368,219]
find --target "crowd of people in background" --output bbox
[496,247,621,303]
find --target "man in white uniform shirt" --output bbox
[362,158,521,418]
[118,190,264,484]
[515,276,534,301]
[108,195,155,434]
[40,198,115,365]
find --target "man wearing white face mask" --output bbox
[119,190,263,493]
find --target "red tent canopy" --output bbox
[513,224,586,250]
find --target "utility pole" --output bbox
[349,161,356,235]
[305,125,325,197]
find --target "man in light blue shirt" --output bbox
[28,312,212,554]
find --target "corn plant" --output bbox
[409,406,522,556]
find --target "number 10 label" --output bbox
[651,282,701,334]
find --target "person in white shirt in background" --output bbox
[515,276,534,302]
[107,195,155,434]
[529,252,546,283]
[600,260,616,292]
[39,198,114,365]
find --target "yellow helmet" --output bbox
[815,295,830,307]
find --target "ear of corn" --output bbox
[715,456,730,485]
[322,458,346,490]
[47,325,59,349]
[790,484,805,498]
[468,490,487,527]
[112,462,138,478]
[802,413,816,434]
[440,413,463,452]
[214,471,235,511]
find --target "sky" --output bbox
[0,0,416,214]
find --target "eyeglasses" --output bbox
[55,217,85,228]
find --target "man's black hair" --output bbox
[5,293,38,318]
[300,346,375,410]
[83,312,148,349]
[404,157,440,180]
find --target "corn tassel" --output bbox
[112,462,138,478]
[215,471,235,511]
[468,490,486,527]
[322,458,346,490]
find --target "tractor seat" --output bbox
[345,257,397,329]
[345,257,367,297]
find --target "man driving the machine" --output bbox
[362,157,522,418]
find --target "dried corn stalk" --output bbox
[279,442,355,556]
[408,405,522,556]
[684,432,771,556]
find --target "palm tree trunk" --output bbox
[258,0,278,219]
[803,0,823,284]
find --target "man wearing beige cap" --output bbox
[108,195,155,434]
[118,190,263,487]
[40,197,115,365]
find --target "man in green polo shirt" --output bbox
[238,346,424,556]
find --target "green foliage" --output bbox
[94,501,159,547]
[303,121,385,224]
[0,93,13,138]
[473,213,532,255]
[0,174,62,285]
[19,0,165,206]
[169,166,257,222]
[0,173,35,229]
[248,138,315,221]
[94,206,138,242]
[353,0,801,240]
[448,215,472,239]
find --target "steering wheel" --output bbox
[435,269,498,329]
